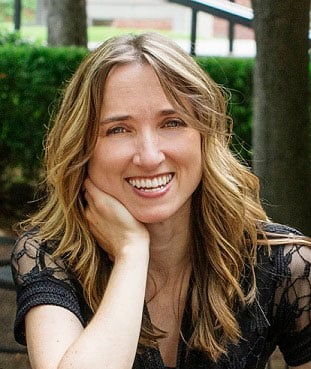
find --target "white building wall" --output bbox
[86,0,213,38]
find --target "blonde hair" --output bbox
[22,33,308,361]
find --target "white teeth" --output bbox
[128,174,173,190]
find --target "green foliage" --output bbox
[23,0,36,11]
[0,46,260,213]
[0,0,14,19]
[0,0,36,21]
[0,44,88,183]
[196,57,254,163]
[0,29,36,45]
[0,47,255,186]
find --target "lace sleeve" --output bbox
[11,231,88,345]
[273,243,311,366]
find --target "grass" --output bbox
[1,22,190,45]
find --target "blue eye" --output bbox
[164,119,186,128]
[106,126,127,135]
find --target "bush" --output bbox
[0,29,35,46]
[0,45,88,182]
[0,46,255,184]
[0,0,36,23]
[197,57,254,162]
[0,45,264,224]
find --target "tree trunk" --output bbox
[251,0,311,234]
[47,0,87,47]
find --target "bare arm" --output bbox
[26,178,150,369]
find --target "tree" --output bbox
[251,0,311,234]
[47,0,87,47]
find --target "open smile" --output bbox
[126,173,174,192]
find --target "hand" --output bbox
[83,178,150,262]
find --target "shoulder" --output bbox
[260,221,304,236]
[11,229,69,288]
[256,222,305,263]
[11,230,92,345]
[12,228,55,258]
[260,222,309,265]
[255,222,311,284]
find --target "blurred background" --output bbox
[2,0,255,55]
[1,1,310,368]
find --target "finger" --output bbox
[84,178,120,215]
[83,188,92,205]
[84,177,103,199]
[84,177,105,207]
[83,178,108,210]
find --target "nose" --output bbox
[133,130,165,168]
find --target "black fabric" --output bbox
[11,223,311,368]
[11,231,92,344]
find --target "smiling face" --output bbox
[87,63,202,224]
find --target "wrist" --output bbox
[115,242,150,264]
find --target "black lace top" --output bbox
[11,223,311,368]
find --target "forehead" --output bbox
[102,63,173,111]
[100,62,196,127]
[104,62,160,90]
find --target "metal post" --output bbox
[190,8,197,56]
[14,0,22,30]
[229,0,235,54]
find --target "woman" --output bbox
[11,33,311,369]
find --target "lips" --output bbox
[127,173,173,192]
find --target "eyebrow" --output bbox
[100,109,178,125]
[100,115,130,124]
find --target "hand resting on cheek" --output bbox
[83,177,150,262]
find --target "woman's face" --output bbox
[87,63,202,224]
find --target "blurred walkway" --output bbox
[174,38,256,57]
[89,38,256,57]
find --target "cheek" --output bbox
[87,144,113,188]
[175,132,202,165]
[87,141,131,191]
[186,133,202,181]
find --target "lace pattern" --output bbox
[11,224,311,368]
[11,230,89,344]
[11,232,71,287]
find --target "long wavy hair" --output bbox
[23,33,309,361]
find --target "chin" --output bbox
[137,215,169,225]
[133,209,177,225]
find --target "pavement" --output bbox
[174,38,256,57]
[89,38,256,57]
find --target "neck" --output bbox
[144,204,192,319]
[145,201,192,278]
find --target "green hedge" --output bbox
[0,45,255,186]
[0,45,88,182]
[197,56,254,162]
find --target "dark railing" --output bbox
[14,0,22,30]
[167,0,310,56]
[169,0,253,26]
[168,0,253,55]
